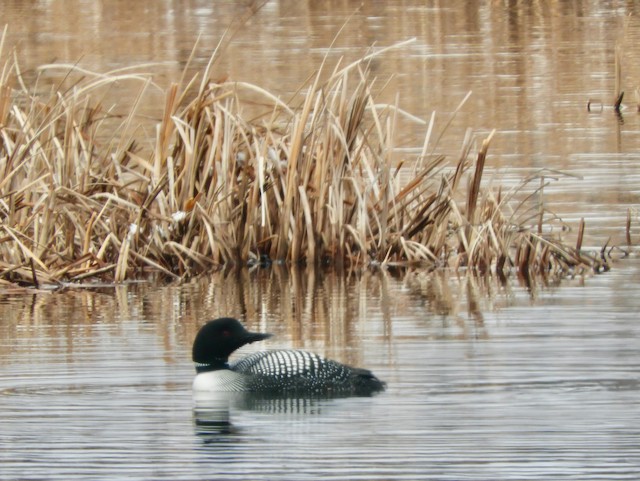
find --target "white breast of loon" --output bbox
[192,369,249,392]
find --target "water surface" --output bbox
[1,1,640,479]
[1,265,639,480]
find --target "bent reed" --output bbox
[0,37,606,287]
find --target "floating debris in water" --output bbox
[586,99,603,113]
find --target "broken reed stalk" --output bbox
[614,43,622,110]
[0,36,613,287]
[466,129,495,230]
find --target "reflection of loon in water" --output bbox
[192,392,340,441]
[193,400,236,439]
[191,317,386,397]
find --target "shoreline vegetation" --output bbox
[0,32,620,288]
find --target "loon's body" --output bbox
[192,317,385,397]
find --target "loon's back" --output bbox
[230,350,385,396]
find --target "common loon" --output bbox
[192,317,386,396]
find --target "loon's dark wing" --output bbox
[230,350,385,395]
[231,350,349,379]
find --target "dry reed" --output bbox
[0,34,609,287]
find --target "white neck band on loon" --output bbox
[195,359,228,373]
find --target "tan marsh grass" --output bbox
[0,35,608,287]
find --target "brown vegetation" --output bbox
[0,33,606,287]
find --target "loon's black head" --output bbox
[192,317,272,367]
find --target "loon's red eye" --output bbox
[221,329,231,337]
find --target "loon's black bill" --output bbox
[244,331,272,344]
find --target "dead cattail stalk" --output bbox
[614,43,622,110]
[576,218,585,251]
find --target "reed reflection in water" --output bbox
[0,264,639,479]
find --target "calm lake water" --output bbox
[1,265,640,480]
[1,1,640,480]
